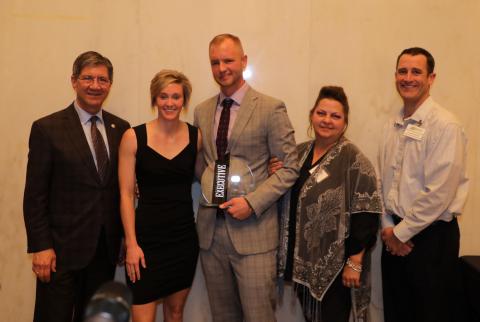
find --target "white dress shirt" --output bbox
[378,96,469,242]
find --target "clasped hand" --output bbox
[342,264,361,288]
[381,227,414,256]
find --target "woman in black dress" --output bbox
[119,70,201,322]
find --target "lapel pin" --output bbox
[111,123,116,128]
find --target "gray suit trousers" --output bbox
[200,217,277,322]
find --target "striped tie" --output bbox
[90,116,110,181]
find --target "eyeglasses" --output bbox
[78,75,111,86]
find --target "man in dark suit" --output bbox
[23,51,130,322]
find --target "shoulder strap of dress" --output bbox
[187,123,198,154]
[133,123,147,150]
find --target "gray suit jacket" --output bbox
[194,87,299,255]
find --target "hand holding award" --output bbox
[201,155,255,213]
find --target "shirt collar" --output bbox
[73,100,104,125]
[394,96,434,128]
[218,82,250,107]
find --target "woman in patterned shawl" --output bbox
[274,86,381,322]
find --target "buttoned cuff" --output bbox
[392,220,415,243]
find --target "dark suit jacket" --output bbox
[23,104,130,270]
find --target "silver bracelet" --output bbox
[346,258,363,273]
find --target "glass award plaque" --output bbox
[200,156,255,207]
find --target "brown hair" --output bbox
[308,86,350,137]
[396,47,435,74]
[72,51,113,82]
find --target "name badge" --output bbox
[403,124,425,141]
[314,168,329,183]
[212,159,230,205]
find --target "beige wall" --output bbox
[1,0,479,321]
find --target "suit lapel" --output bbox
[205,96,219,160]
[228,89,257,153]
[103,111,120,184]
[64,104,101,184]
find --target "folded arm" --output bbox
[244,103,299,216]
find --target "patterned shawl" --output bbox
[278,137,382,322]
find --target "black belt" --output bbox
[216,208,226,219]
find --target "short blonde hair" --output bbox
[209,33,244,55]
[150,70,192,109]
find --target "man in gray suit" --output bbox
[194,34,299,322]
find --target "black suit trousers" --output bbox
[382,218,460,322]
[33,229,115,322]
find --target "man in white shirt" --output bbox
[378,47,468,322]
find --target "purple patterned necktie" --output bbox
[90,116,110,181]
[216,98,234,161]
